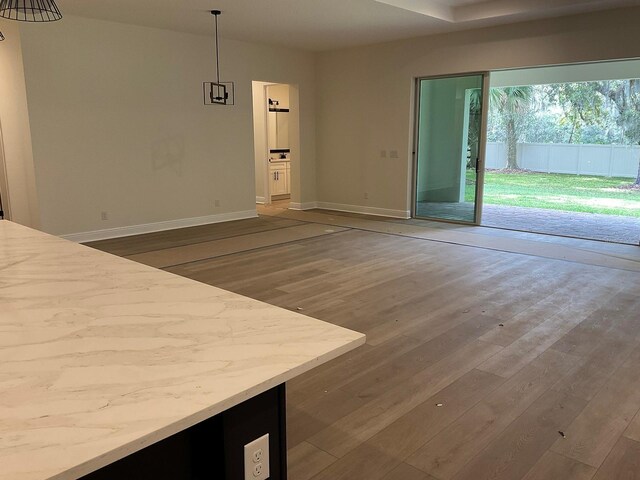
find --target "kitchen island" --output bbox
[0,220,365,480]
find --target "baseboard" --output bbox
[271,194,291,201]
[61,210,258,243]
[316,202,410,219]
[288,202,318,211]
[256,196,266,204]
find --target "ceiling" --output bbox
[54,0,640,51]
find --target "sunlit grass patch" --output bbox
[467,170,640,217]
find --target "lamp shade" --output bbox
[0,0,62,22]
[0,31,4,41]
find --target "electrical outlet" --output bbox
[390,150,399,159]
[380,150,387,158]
[214,199,221,208]
[253,448,263,463]
[364,192,369,200]
[101,211,108,221]
[244,434,269,480]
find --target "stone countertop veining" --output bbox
[0,220,365,480]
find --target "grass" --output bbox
[465,170,640,217]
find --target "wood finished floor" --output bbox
[88,210,640,480]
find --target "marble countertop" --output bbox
[0,220,365,480]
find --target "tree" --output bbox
[514,86,572,144]
[550,80,640,185]
[467,88,483,169]
[490,86,533,169]
[548,82,605,143]
[595,80,640,185]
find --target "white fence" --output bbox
[486,142,639,178]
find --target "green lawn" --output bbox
[466,170,640,217]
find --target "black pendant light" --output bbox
[0,0,62,22]
[0,31,4,41]
[203,9,234,106]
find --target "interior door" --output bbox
[413,73,489,224]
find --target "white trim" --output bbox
[0,118,12,221]
[61,210,258,243]
[316,202,410,219]
[263,84,271,206]
[288,201,318,211]
[256,196,266,204]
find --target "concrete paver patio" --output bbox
[416,202,640,245]
[482,204,639,245]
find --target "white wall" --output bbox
[17,15,316,237]
[0,20,40,227]
[267,84,290,110]
[9,7,640,234]
[315,7,640,217]
[267,84,290,153]
[252,81,269,203]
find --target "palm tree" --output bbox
[491,86,533,169]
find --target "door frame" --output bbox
[262,84,272,205]
[0,117,11,220]
[253,81,298,206]
[410,71,490,226]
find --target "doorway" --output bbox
[252,82,296,207]
[412,64,640,246]
[483,61,640,245]
[413,73,489,224]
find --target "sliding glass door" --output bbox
[413,73,489,224]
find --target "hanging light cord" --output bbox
[212,10,221,85]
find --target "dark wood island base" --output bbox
[82,385,287,480]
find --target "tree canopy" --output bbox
[487,79,640,184]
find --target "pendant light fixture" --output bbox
[203,9,234,105]
[0,31,4,41]
[0,0,62,22]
